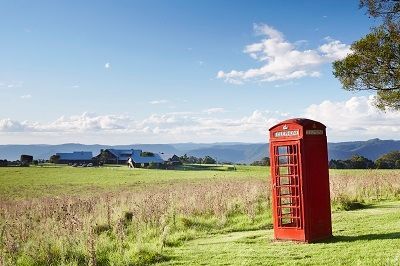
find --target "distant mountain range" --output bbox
[0,138,399,163]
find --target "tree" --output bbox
[140,151,154,157]
[329,155,374,169]
[329,159,349,169]
[202,156,216,164]
[97,149,110,164]
[49,154,60,164]
[375,150,400,168]
[179,154,189,163]
[251,157,270,166]
[360,0,400,24]
[348,155,375,169]
[333,0,400,110]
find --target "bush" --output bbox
[333,196,368,211]
[251,157,270,166]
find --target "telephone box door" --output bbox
[271,141,304,240]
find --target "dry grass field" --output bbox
[0,165,399,265]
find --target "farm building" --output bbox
[20,154,33,164]
[96,149,165,167]
[131,150,165,167]
[160,154,182,166]
[96,149,132,164]
[56,151,93,164]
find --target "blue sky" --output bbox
[1,0,399,144]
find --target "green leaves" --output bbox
[333,1,400,111]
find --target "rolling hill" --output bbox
[0,139,399,163]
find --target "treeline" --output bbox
[179,154,217,164]
[251,157,270,166]
[330,151,400,169]
[250,151,400,169]
[0,155,42,167]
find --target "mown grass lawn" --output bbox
[161,201,400,265]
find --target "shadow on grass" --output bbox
[332,201,374,211]
[329,232,400,243]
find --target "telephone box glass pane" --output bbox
[274,143,302,228]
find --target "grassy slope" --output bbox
[0,165,267,199]
[162,201,400,265]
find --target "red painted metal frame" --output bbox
[271,140,306,241]
[269,118,332,243]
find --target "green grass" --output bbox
[1,165,400,265]
[161,201,400,265]
[1,165,399,200]
[0,164,267,199]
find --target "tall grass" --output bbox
[0,180,269,265]
[1,169,400,265]
[330,170,400,210]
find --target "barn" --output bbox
[96,149,165,167]
[56,151,93,164]
[159,154,182,166]
[131,149,164,168]
[97,149,133,164]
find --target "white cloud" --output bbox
[45,112,129,132]
[305,96,400,140]
[149,99,168,105]
[217,23,351,84]
[319,37,351,60]
[104,62,110,69]
[0,110,286,142]
[20,94,32,99]
[1,96,400,143]
[203,107,225,114]
[274,81,298,88]
[0,119,27,132]
[0,113,130,133]
[0,81,24,89]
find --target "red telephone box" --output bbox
[269,118,332,242]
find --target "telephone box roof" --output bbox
[269,118,326,131]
